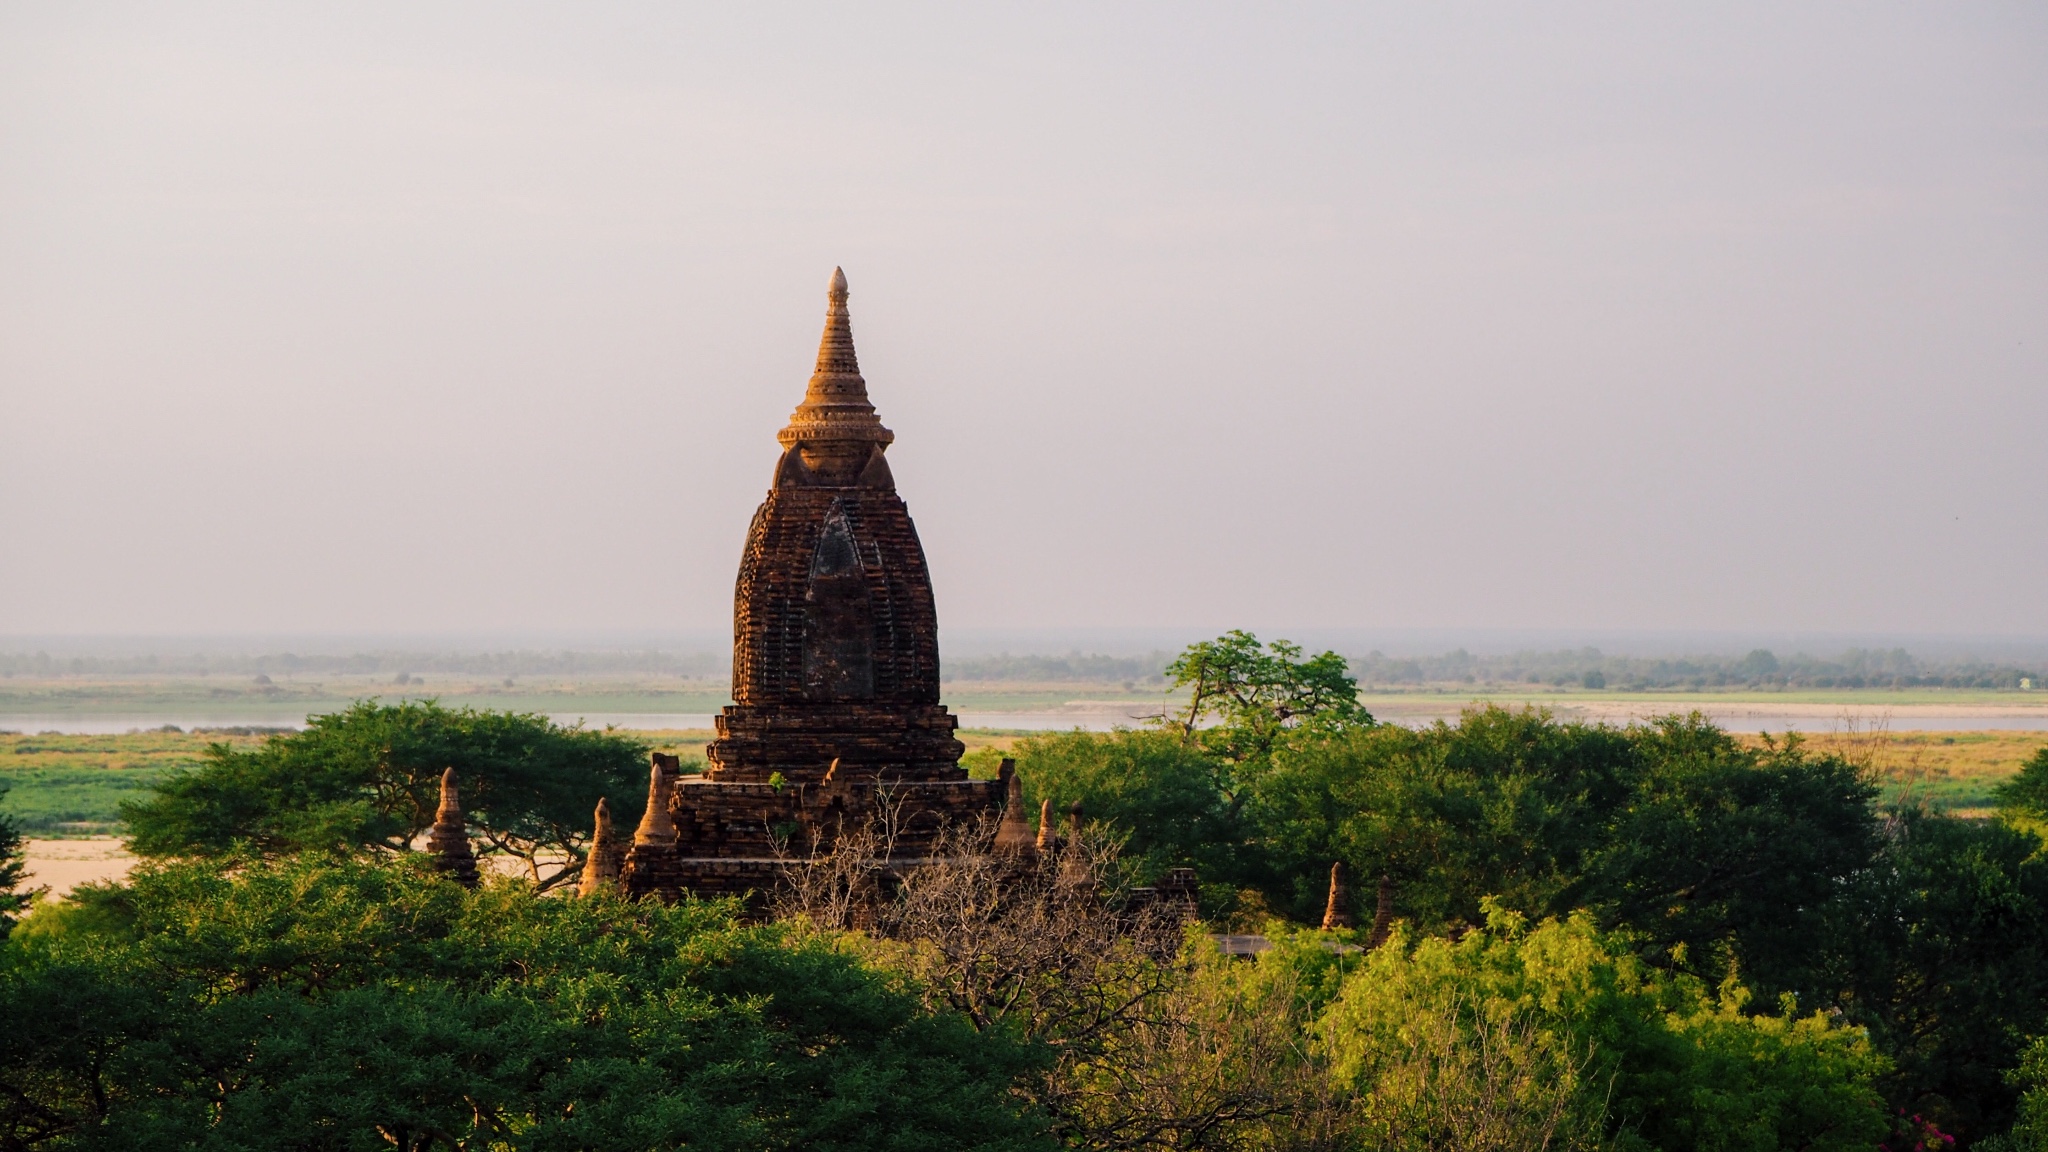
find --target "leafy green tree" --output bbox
[121,700,647,889]
[1230,709,1881,967]
[1008,729,1234,884]
[1984,1035,2048,1151]
[1315,906,1889,1152]
[1241,707,1642,926]
[1577,719,1880,993]
[0,854,1054,1152]
[0,785,36,936]
[1997,747,2048,825]
[1819,810,2048,1142]
[1164,631,1372,776]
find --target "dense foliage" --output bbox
[1988,1036,2048,1152]
[1998,747,2048,825]
[1011,633,2048,1144]
[1313,907,1887,1152]
[0,855,1052,1151]
[0,789,31,935]
[777,820,1890,1152]
[120,700,647,889]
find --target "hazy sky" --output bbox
[3,3,2043,639]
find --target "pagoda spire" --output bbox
[813,267,861,381]
[778,267,893,451]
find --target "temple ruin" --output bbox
[618,268,1008,903]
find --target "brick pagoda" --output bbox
[619,268,1006,902]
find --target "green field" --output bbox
[0,725,1051,837]
[1733,729,2048,815]
[0,729,273,835]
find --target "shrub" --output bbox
[1316,905,1888,1152]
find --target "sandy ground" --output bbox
[17,837,572,902]
[21,837,136,896]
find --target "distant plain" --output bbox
[7,670,2047,729]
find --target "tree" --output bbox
[1818,810,2048,1142]
[1240,706,1642,927]
[1996,747,2048,825]
[774,816,1325,1151]
[1576,719,1880,994]
[1984,1035,2048,1151]
[0,854,1053,1152]
[1165,631,1372,770]
[120,700,648,891]
[1008,729,1235,886]
[1316,906,1889,1152]
[0,785,37,937]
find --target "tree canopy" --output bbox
[120,700,648,890]
[0,790,32,937]
[1013,634,2048,1144]
[1165,631,1372,761]
[1313,907,1888,1152]
[0,855,1053,1152]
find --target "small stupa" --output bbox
[426,768,480,888]
[1367,874,1396,948]
[992,760,1035,854]
[578,797,623,897]
[1320,862,1352,930]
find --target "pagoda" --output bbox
[620,269,1007,902]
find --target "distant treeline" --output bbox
[1351,646,2043,690]
[946,646,2045,690]
[942,651,1173,684]
[2,645,2039,690]
[0,649,727,678]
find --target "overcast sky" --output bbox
[2,3,2043,640]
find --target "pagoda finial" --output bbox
[1035,798,1056,852]
[778,268,893,451]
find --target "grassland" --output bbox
[1732,729,2048,815]
[0,729,274,835]
[0,726,1051,838]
